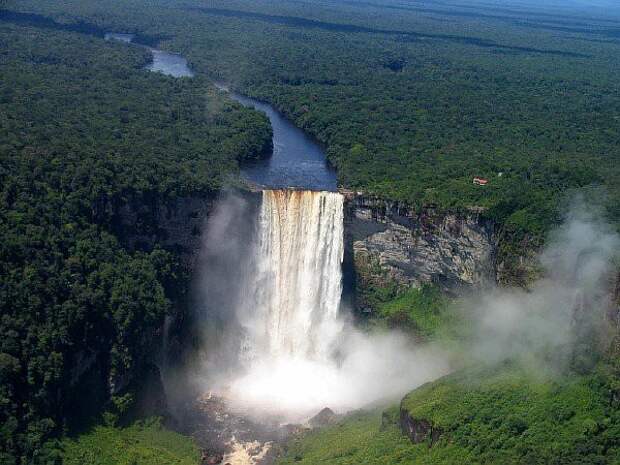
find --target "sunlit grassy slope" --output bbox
[276,364,620,465]
[276,409,421,465]
[61,419,199,465]
[374,285,457,339]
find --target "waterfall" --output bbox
[238,190,344,363]
[201,189,447,418]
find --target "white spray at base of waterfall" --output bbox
[213,190,448,421]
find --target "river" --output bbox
[221,88,337,191]
[105,32,336,191]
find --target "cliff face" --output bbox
[69,192,219,410]
[343,194,497,309]
[103,189,548,414]
[115,193,216,267]
[106,189,262,402]
[399,407,442,446]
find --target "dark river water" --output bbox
[105,33,336,191]
[225,90,337,191]
[105,33,194,78]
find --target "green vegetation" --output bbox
[277,409,416,465]
[2,1,620,464]
[373,285,457,340]
[277,364,620,465]
[13,0,620,263]
[0,18,270,465]
[353,254,402,315]
[62,418,199,465]
[400,363,620,464]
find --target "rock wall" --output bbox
[343,193,497,305]
[105,189,505,417]
[115,193,216,267]
[77,191,220,415]
[399,406,442,446]
[110,189,264,410]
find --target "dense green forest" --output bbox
[61,418,199,465]
[276,365,620,465]
[9,0,620,251]
[0,19,270,465]
[1,0,620,464]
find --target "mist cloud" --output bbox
[185,193,618,423]
[224,328,449,421]
[465,198,619,371]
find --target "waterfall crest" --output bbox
[239,190,344,362]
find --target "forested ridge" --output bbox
[0,19,271,464]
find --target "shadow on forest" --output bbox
[0,10,164,46]
[0,8,595,57]
[344,0,620,36]
[0,10,106,36]
[338,0,620,26]
[189,7,589,58]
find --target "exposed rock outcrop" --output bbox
[201,449,224,465]
[344,194,496,309]
[115,194,215,267]
[399,407,442,446]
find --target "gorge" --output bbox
[55,21,620,465]
[104,29,488,413]
[91,32,620,464]
[100,32,457,458]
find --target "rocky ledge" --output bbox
[399,407,442,446]
[344,194,497,299]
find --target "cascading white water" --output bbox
[239,189,344,363]
[203,189,447,421]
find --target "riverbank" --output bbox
[106,32,335,192]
